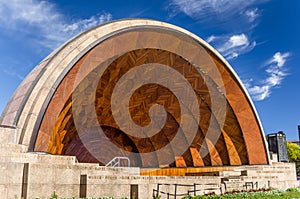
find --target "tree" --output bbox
[287,142,300,161]
[287,142,300,175]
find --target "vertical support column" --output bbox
[174,184,177,199]
[79,175,87,198]
[298,125,300,144]
[21,163,29,199]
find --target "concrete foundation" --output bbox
[0,145,298,199]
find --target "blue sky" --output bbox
[0,0,299,140]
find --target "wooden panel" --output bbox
[140,166,241,176]
[34,26,268,171]
[45,49,247,167]
[175,156,187,167]
[190,147,204,167]
[209,53,268,164]
[222,130,242,165]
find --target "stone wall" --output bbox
[0,127,17,144]
[0,151,298,199]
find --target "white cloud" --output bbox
[245,52,290,101]
[226,52,239,60]
[206,35,216,43]
[244,79,270,101]
[0,0,112,49]
[219,34,249,51]
[169,0,265,21]
[268,52,290,67]
[207,34,256,60]
[170,0,267,60]
[245,8,259,22]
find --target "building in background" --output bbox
[267,131,288,162]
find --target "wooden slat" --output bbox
[190,147,204,167]
[33,27,268,171]
[175,156,187,167]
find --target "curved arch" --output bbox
[0,19,269,169]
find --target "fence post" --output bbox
[222,182,227,192]
[156,184,160,197]
[194,183,196,196]
[174,184,177,199]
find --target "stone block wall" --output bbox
[0,152,299,199]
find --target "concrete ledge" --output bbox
[0,152,298,199]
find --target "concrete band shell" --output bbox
[0,19,270,168]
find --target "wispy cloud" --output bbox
[0,0,112,88]
[245,8,259,22]
[0,0,112,49]
[206,34,256,60]
[168,0,266,21]
[3,69,24,80]
[170,0,266,60]
[269,52,290,67]
[206,35,216,43]
[245,52,290,101]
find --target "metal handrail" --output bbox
[153,182,222,198]
[105,156,130,167]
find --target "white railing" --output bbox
[105,156,130,167]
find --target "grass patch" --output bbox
[32,187,300,199]
[182,187,300,199]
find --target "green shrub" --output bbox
[49,191,58,199]
[152,193,161,199]
[181,187,300,199]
